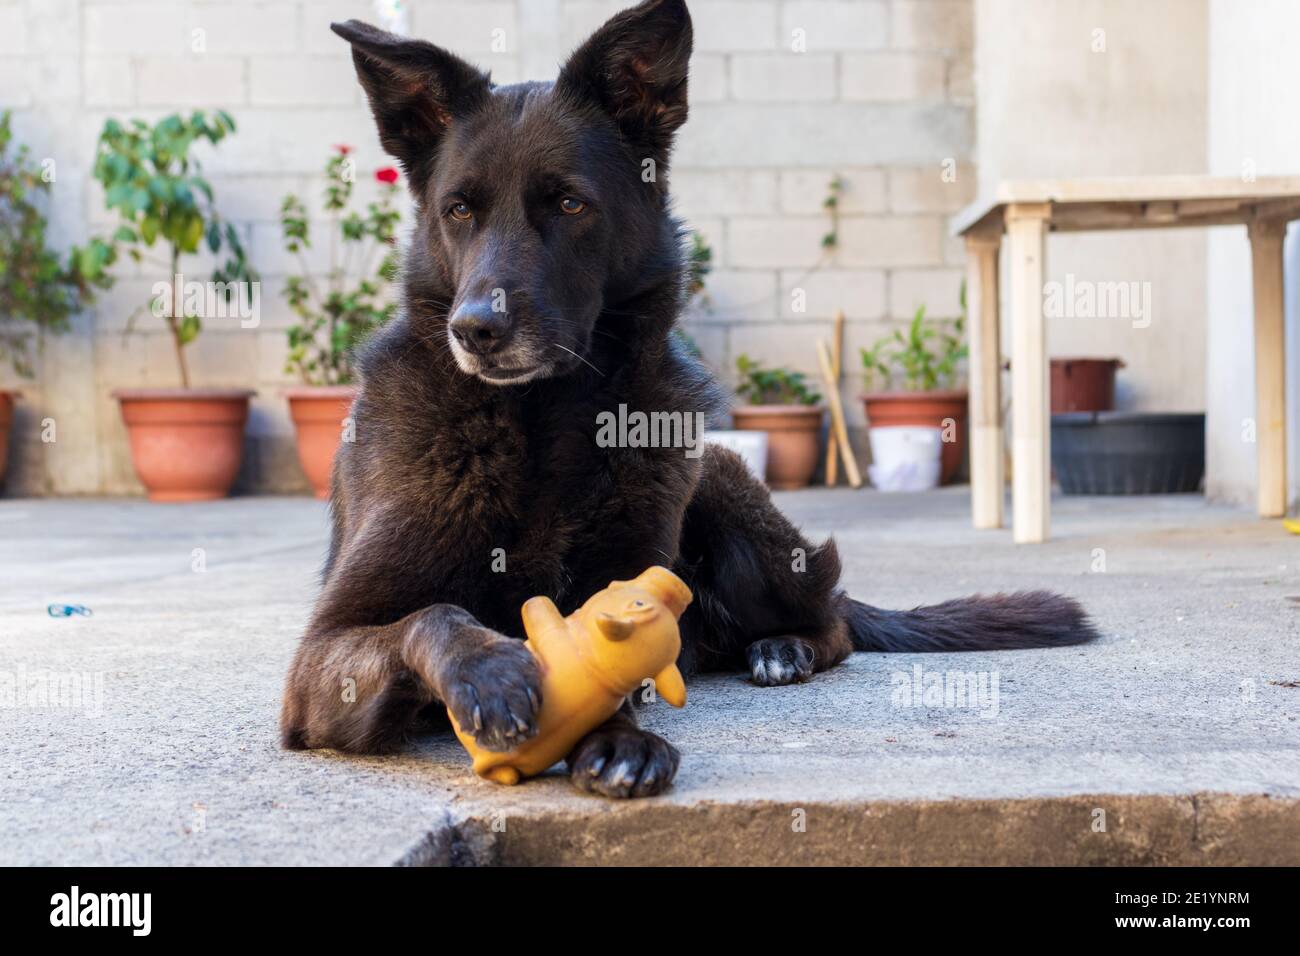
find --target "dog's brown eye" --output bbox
[449,202,472,221]
[559,197,586,215]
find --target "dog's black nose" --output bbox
[449,300,511,355]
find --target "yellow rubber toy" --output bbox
[449,566,692,785]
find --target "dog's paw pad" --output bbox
[747,637,816,687]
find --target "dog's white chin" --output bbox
[450,342,552,385]
[474,364,551,386]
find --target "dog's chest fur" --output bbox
[335,318,723,635]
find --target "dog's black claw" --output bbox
[747,637,816,687]
[567,724,679,799]
[443,640,542,752]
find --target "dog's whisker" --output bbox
[553,343,604,376]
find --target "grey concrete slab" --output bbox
[1,489,1297,865]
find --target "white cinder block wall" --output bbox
[0,0,973,495]
[974,0,1209,416]
[1205,0,1300,510]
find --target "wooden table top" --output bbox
[952,175,1300,236]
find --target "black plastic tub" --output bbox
[1050,412,1205,495]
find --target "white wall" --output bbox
[1205,0,1300,510]
[973,0,1209,413]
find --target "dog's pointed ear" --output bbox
[556,0,692,164]
[331,19,490,195]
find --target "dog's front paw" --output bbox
[443,639,542,752]
[567,722,679,798]
[747,637,815,686]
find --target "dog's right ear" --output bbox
[331,19,490,195]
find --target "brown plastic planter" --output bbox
[113,388,255,502]
[861,389,967,485]
[731,404,825,489]
[285,385,357,499]
[0,390,16,489]
[1051,358,1123,413]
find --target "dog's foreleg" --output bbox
[280,603,542,755]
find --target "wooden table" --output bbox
[951,176,1299,543]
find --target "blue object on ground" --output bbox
[47,604,92,618]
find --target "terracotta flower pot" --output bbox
[0,390,17,489]
[113,388,255,502]
[731,404,825,489]
[285,385,357,499]
[1051,357,1123,413]
[861,389,968,485]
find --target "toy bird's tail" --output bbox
[841,591,1099,653]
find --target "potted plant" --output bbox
[279,145,401,497]
[0,111,115,488]
[95,111,258,501]
[1051,357,1124,412]
[860,302,968,485]
[731,354,824,489]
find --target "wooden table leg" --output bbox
[1248,218,1288,518]
[1006,203,1051,543]
[965,228,1004,529]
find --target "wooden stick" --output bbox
[824,310,844,485]
[816,338,862,488]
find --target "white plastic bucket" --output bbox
[704,429,768,482]
[867,426,942,492]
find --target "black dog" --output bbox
[280,0,1096,798]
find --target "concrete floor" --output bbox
[1,489,1298,865]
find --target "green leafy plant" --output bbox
[686,229,712,305]
[92,110,255,387]
[280,145,401,385]
[860,303,967,393]
[735,353,821,406]
[821,175,843,250]
[0,111,114,376]
[672,230,713,360]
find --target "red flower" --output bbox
[375,167,400,185]
[333,143,353,155]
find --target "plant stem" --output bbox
[329,208,339,385]
[169,245,190,388]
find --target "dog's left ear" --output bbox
[557,0,692,164]
[331,19,491,196]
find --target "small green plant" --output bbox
[0,111,114,376]
[735,353,821,406]
[92,111,255,387]
[860,303,967,393]
[280,145,401,385]
[686,229,712,304]
[672,229,713,359]
[821,175,843,250]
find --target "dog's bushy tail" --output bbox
[841,591,1099,653]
